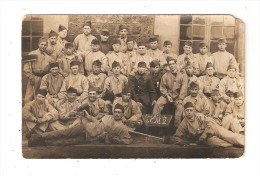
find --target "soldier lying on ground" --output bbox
[28,103,133,147]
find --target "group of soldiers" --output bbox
[22,21,245,147]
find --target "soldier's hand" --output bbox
[167,96,173,103]
[152,100,157,106]
[176,99,182,105]
[69,111,77,117]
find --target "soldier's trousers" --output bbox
[152,96,184,128]
[222,114,244,133]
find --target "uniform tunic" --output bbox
[219,76,244,98]
[103,74,128,95]
[22,99,59,132]
[81,98,109,119]
[56,36,68,52]
[177,53,197,70]
[212,51,239,75]
[57,53,84,77]
[24,49,52,103]
[59,73,89,102]
[194,53,214,75]
[224,101,245,130]
[147,49,167,66]
[106,51,129,75]
[73,34,97,52]
[130,54,153,72]
[183,94,211,115]
[198,75,220,96]
[40,73,64,97]
[87,73,107,94]
[82,50,108,75]
[46,40,64,61]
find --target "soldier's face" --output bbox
[83,26,91,36]
[151,65,160,74]
[100,35,109,42]
[67,93,77,102]
[71,65,79,75]
[49,36,57,45]
[58,30,67,39]
[137,66,146,75]
[200,47,208,55]
[227,68,236,78]
[190,87,199,97]
[50,67,59,76]
[234,96,244,106]
[163,45,172,53]
[127,41,134,50]
[150,41,158,50]
[36,94,45,104]
[93,65,101,74]
[211,94,220,103]
[65,47,74,55]
[88,91,97,102]
[183,45,192,54]
[218,43,227,51]
[38,42,47,52]
[122,93,131,102]
[185,66,194,76]
[138,46,146,55]
[113,109,124,121]
[184,107,195,119]
[113,44,120,52]
[91,44,100,52]
[169,61,177,72]
[112,66,121,75]
[206,67,215,76]
[119,29,128,38]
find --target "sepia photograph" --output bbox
[21,14,245,158]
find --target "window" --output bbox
[22,15,43,54]
[179,15,236,56]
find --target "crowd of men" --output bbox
[22,21,245,147]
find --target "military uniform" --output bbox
[130,53,153,72]
[82,50,108,75]
[198,75,220,97]
[102,74,128,96]
[194,53,214,75]
[56,36,68,52]
[58,74,89,102]
[106,51,129,75]
[46,39,63,61]
[177,53,197,70]
[24,49,52,103]
[22,99,64,133]
[73,34,97,53]
[219,76,244,99]
[57,52,84,77]
[128,72,157,114]
[87,73,107,95]
[147,49,167,66]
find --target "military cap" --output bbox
[166,56,177,63]
[112,38,121,45]
[163,40,172,46]
[137,61,147,68]
[148,36,158,43]
[88,87,97,93]
[150,59,160,68]
[114,103,124,112]
[189,81,199,89]
[218,37,227,44]
[199,41,208,48]
[49,62,59,68]
[122,87,131,95]
[70,60,81,68]
[38,37,48,44]
[92,60,102,66]
[137,42,146,47]
[101,29,109,36]
[91,39,100,45]
[126,36,135,43]
[37,89,47,96]
[211,89,220,96]
[184,101,194,109]
[112,61,121,68]
[83,21,92,28]
[65,42,74,49]
[67,87,77,94]
[185,61,194,68]
[227,64,237,71]
[119,24,128,31]
[184,41,193,47]
[49,30,58,38]
[58,25,67,32]
[234,91,244,98]
[206,62,214,69]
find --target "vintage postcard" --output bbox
[21,14,245,159]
